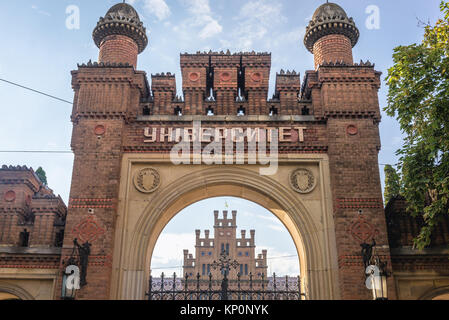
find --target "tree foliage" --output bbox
[385,1,449,249]
[384,165,401,204]
[35,167,48,186]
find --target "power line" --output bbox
[151,254,300,270]
[0,78,73,105]
[0,150,73,154]
[267,255,297,260]
[0,150,398,168]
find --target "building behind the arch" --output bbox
[0,2,448,300]
[182,210,268,279]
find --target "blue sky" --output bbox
[0,1,443,275]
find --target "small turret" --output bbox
[304,2,359,69]
[92,2,148,68]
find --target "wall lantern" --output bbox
[361,239,388,300]
[61,238,91,300]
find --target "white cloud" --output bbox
[258,246,300,276]
[128,0,171,20]
[151,232,195,276]
[144,0,171,20]
[232,0,286,50]
[198,17,223,39]
[181,0,223,39]
[152,232,195,264]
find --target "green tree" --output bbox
[35,167,48,186]
[384,165,401,204]
[385,1,449,249]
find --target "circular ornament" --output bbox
[289,169,317,194]
[346,125,358,136]
[4,190,16,202]
[220,72,231,82]
[133,168,161,194]
[94,125,106,136]
[251,72,262,82]
[188,72,200,82]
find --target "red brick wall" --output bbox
[313,34,353,69]
[99,35,138,68]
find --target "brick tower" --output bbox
[183,210,268,280]
[303,3,395,299]
[304,2,359,69]
[92,3,148,68]
[60,2,149,299]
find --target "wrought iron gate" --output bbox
[146,272,304,301]
[147,251,304,301]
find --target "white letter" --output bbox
[65,265,80,290]
[66,5,80,30]
[365,5,380,30]
[258,129,278,176]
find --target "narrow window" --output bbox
[206,106,214,116]
[174,106,182,116]
[301,105,310,115]
[19,229,30,247]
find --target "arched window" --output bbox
[226,243,230,255]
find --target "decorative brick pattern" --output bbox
[71,215,105,243]
[313,34,354,69]
[336,198,384,209]
[99,35,139,68]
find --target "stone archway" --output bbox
[420,286,449,300]
[0,282,35,300]
[112,161,339,300]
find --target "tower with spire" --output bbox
[301,2,393,300]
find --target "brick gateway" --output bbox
[1,2,411,300]
[62,2,392,300]
[54,2,394,300]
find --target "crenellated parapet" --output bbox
[0,166,67,249]
[301,61,382,122]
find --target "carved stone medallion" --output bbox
[290,168,316,194]
[133,168,161,193]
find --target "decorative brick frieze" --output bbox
[69,198,115,209]
[336,198,384,209]
[0,255,60,269]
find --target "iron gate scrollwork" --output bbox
[146,251,305,301]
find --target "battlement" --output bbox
[237,229,255,247]
[214,210,237,228]
[0,165,67,249]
